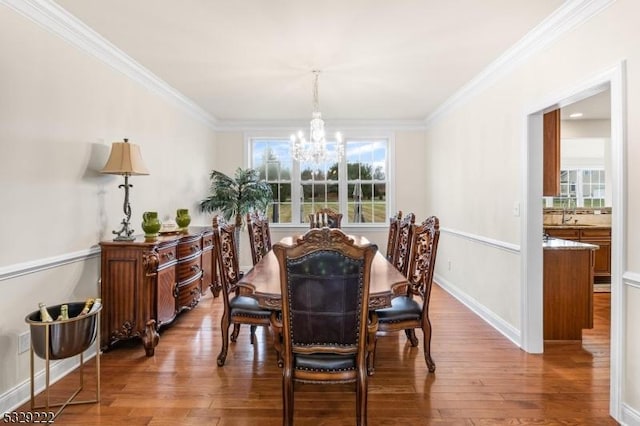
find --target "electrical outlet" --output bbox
[18,331,30,354]
[447,260,452,271]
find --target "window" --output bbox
[249,136,390,225]
[549,168,605,208]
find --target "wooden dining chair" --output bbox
[309,207,343,228]
[370,216,440,373]
[392,212,415,276]
[385,210,403,261]
[272,228,378,426]
[212,215,279,366]
[247,211,271,266]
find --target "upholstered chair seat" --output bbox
[295,353,356,372]
[375,296,422,323]
[229,295,273,318]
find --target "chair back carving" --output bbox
[272,228,376,425]
[385,210,403,261]
[407,216,440,305]
[309,208,343,229]
[392,212,415,276]
[247,211,271,265]
[212,216,239,300]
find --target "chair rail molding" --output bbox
[440,227,520,254]
[0,247,100,282]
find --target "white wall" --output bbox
[0,4,215,410]
[426,0,640,420]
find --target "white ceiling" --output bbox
[561,88,611,120]
[54,0,565,124]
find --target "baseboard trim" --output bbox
[622,402,640,426]
[434,274,521,347]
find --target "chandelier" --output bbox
[290,70,344,163]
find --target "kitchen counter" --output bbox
[543,238,595,341]
[543,224,610,229]
[543,237,599,250]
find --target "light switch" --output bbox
[513,202,520,217]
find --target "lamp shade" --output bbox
[100,138,149,176]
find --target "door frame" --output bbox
[521,61,626,419]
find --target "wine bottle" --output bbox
[88,298,102,314]
[38,303,53,322]
[56,304,69,321]
[78,298,95,316]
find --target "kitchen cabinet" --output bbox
[544,226,611,282]
[543,109,561,196]
[543,239,596,340]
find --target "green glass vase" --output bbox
[141,211,161,238]
[176,208,191,233]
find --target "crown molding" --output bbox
[1,0,218,130]
[425,0,617,127]
[215,119,427,132]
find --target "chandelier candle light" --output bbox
[290,70,344,164]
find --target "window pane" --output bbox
[250,137,389,225]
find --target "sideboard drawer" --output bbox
[177,255,202,284]
[177,237,202,259]
[202,232,213,249]
[157,246,177,266]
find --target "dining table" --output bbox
[236,234,409,310]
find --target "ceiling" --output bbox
[54,0,566,124]
[561,88,611,120]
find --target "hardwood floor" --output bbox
[18,284,616,425]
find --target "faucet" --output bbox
[561,199,574,224]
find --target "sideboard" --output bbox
[99,227,215,356]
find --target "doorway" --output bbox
[522,62,626,419]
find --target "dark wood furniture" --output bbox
[99,227,214,356]
[372,216,440,373]
[237,235,408,312]
[543,108,561,196]
[247,211,271,266]
[385,210,403,261]
[271,228,377,426]
[544,225,611,283]
[309,207,343,228]
[212,216,278,367]
[392,212,415,276]
[543,238,597,340]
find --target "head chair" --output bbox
[309,207,343,229]
[272,228,377,426]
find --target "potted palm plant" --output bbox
[199,168,273,246]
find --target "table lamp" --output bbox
[101,138,149,241]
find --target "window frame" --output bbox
[245,131,395,228]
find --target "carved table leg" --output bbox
[142,320,159,357]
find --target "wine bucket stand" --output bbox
[26,303,102,421]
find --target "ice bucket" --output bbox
[25,302,100,360]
